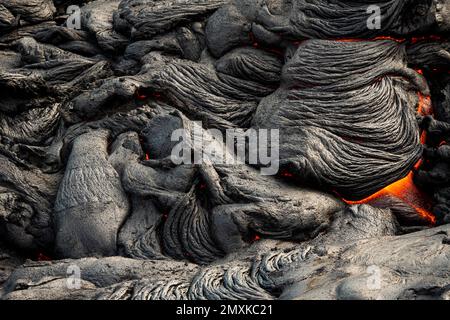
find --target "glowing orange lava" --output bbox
[417,92,432,116]
[281,170,294,178]
[373,36,405,43]
[411,35,442,44]
[344,169,436,224]
[417,91,432,147]
[135,90,147,100]
[251,234,261,242]
[420,131,428,145]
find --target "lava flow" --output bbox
[344,169,436,224]
[345,88,436,224]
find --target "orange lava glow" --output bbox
[344,169,436,224]
[417,91,432,116]
[344,89,436,225]
[281,170,294,178]
[420,131,428,145]
[373,36,405,43]
[252,234,261,242]
[135,89,147,100]
[411,35,442,44]
[417,81,432,146]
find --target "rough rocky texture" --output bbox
[0,240,24,287]
[0,155,59,251]
[0,0,56,27]
[81,0,129,53]
[54,129,129,258]
[117,0,227,40]
[2,206,449,300]
[238,0,450,39]
[0,0,449,301]
[414,69,450,225]
[407,40,450,69]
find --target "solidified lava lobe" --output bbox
[345,88,436,224]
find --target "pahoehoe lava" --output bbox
[0,0,449,301]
